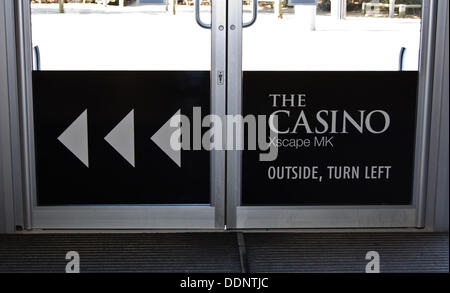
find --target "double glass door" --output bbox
[24,0,429,229]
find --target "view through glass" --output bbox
[242,0,422,70]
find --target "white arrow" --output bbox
[151,109,181,167]
[57,109,89,167]
[104,109,135,167]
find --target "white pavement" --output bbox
[31,3,421,71]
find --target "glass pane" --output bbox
[31,1,211,70]
[241,0,423,206]
[243,0,422,71]
[30,1,212,205]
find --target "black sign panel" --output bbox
[242,71,418,205]
[33,71,210,205]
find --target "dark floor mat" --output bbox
[0,233,241,273]
[0,232,448,273]
[244,232,449,273]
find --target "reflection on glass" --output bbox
[243,0,422,71]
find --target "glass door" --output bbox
[227,0,432,228]
[21,0,226,229]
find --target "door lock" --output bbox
[217,71,224,85]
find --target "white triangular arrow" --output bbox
[151,109,181,167]
[57,109,89,167]
[104,109,135,167]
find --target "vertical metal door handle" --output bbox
[195,0,211,29]
[33,45,41,71]
[399,47,406,71]
[243,0,258,28]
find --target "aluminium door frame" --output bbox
[226,0,438,229]
[4,0,445,231]
[11,0,227,229]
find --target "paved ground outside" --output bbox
[31,3,421,71]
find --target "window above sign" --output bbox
[242,0,423,71]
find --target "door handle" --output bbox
[399,47,406,71]
[243,0,258,28]
[195,0,211,29]
[33,45,41,71]
[195,0,257,29]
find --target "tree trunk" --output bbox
[389,0,396,18]
[59,0,64,14]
